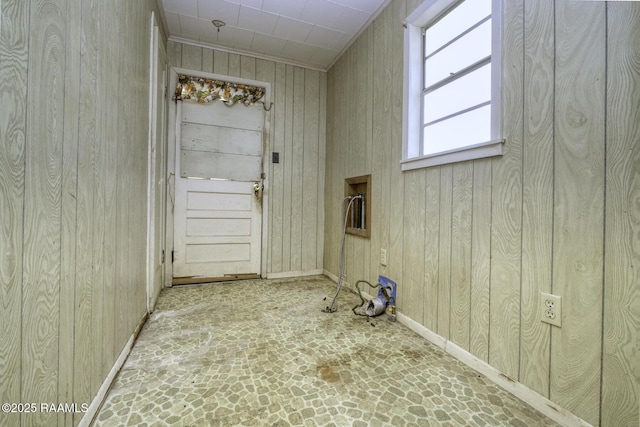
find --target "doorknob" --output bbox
[253,182,263,200]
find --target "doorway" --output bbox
[166,69,271,286]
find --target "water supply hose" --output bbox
[323,195,362,313]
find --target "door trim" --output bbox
[165,67,272,286]
[146,12,167,312]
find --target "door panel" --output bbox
[181,100,264,131]
[173,101,263,281]
[180,150,262,181]
[181,123,261,155]
[186,217,251,237]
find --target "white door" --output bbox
[173,100,264,282]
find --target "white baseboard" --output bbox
[266,269,323,279]
[79,313,148,427]
[396,312,591,427]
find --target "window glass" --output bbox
[424,63,491,124]
[424,0,492,55]
[423,104,491,155]
[424,19,492,88]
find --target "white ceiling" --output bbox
[159,0,391,71]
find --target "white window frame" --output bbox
[402,0,503,171]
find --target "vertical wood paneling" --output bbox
[22,1,66,425]
[325,68,339,276]
[316,72,327,271]
[469,159,491,362]
[520,0,554,397]
[110,0,149,363]
[351,40,365,284]
[126,0,140,340]
[91,0,108,399]
[371,7,392,285]
[343,50,354,286]
[1,1,162,425]
[323,67,336,276]
[437,165,453,339]
[100,0,119,381]
[229,53,240,77]
[402,170,426,321]
[489,0,524,380]
[58,0,81,420]
[240,55,255,80]
[552,3,605,424]
[602,4,640,425]
[0,1,28,425]
[127,0,139,344]
[202,48,213,73]
[282,65,294,272]
[302,69,319,271]
[290,67,305,271]
[450,162,473,350]
[74,0,98,412]
[346,47,356,175]
[114,1,132,354]
[339,55,349,279]
[362,29,373,280]
[270,62,286,273]
[213,50,228,75]
[364,27,373,176]
[387,0,405,288]
[167,40,182,67]
[330,59,346,279]
[423,168,440,331]
[181,44,202,70]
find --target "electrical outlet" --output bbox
[540,292,562,327]
[380,249,387,266]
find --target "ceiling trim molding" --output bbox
[169,36,328,72]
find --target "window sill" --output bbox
[401,138,505,171]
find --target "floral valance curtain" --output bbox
[174,74,266,106]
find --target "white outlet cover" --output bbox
[540,292,562,327]
[380,249,387,266]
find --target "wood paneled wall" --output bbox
[167,42,326,276]
[324,1,639,426]
[0,1,162,425]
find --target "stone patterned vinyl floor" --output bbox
[94,276,557,426]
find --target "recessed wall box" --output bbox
[344,174,371,238]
